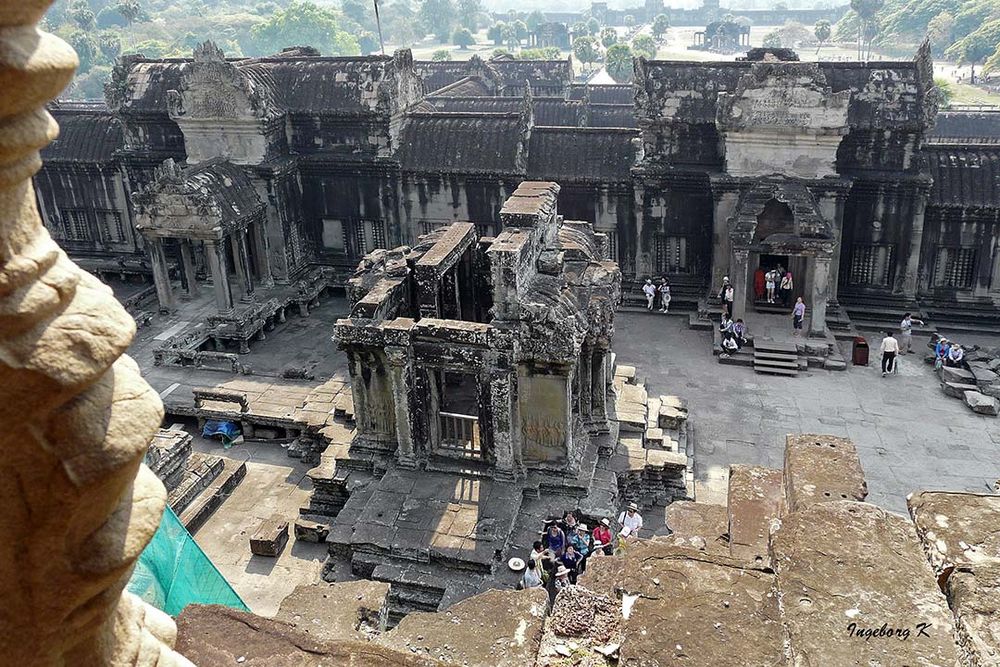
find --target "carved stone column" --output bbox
[809,255,832,337]
[179,239,199,297]
[902,187,929,299]
[590,346,610,431]
[148,237,175,312]
[0,4,192,663]
[250,218,273,288]
[385,347,416,468]
[205,238,234,313]
[489,368,516,480]
[731,248,750,320]
[578,346,592,419]
[231,229,254,301]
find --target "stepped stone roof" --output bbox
[398,112,524,175]
[569,83,635,105]
[926,144,1000,208]
[43,107,123,162]
[527,127,638,183]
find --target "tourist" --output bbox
[592,518,614,555]
[560,510,578,535]
[721,335,738,357]
[732,318,748,348]
[765,269,777,303]
[643,279,656,311]
[658,278,671,313]
[543,522,567,558]
[899,313,925,354]
[530,539,553,579]
[554,565,572,592]
[780,271,793,306]
[719,312,733,340]
[935,338,951,369]
[519,558,544,589]
[617,502,643,544]
[718,277,733,316]
[947,344,965,367]
[561,543,584,583]
[791,297,806,336]
[880,331,899,377]
[570,524,590,558]
[754,267,765,303]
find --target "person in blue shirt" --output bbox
[560,543,584,583]
[543,522,566,558]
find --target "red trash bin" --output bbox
[852,336,869,366]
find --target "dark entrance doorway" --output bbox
[752,253,806,310]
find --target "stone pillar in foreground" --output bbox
[205,238,234,313]
[731,248,749,320]
[0,3,192,663]
[489,368,516,480]
[148,237,176,312]
[385,347,416,468]
[809,255,831,337]
[232,229,254,300]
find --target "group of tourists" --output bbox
[716,274,807,337]
[754,267,794,306]
[518,503,644,597]
[718,312,749,357]
[934,336,965,370]
[879,313,966,376]
[643,278,671,313]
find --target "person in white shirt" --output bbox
[617,502,643,543]
[947,344,965,367]
[880,331,899,377]
[898,312,925,354]
[642,279,656,311]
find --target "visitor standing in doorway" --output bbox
[719,277,734,317]
[754,267,765,303]
[780,271,793,306]
[880,331,899,376]
[658,278,671,313]
[643,279,656,311]
[791,297,806,335]
[899,313,925,354]
[765,269,777,303]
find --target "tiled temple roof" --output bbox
[587,104,637,128]
[569,83,634,105]
[43,108,123,162]
[930,111,1000,140]
[398,112,523,175]
[926,144,1000,208]
[527,127,637,183]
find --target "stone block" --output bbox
[783,434,867,512]
[250,515,289,557]
[658,402,689,430]
[964,390,1000,416]
[971,366,1000,388]
[645,449,687,470]
[945,563,1000,666]
[276,581,390,643]
[982,382,1000,399]
[662,501,730,557]
[378,588,547,666]
[941,365,977,385]
[771,501,957,666]
[727,465,784,565]
[942,381,979,399]
[614,364,636,383]
[907,491,1000,578]
[294,521,330,543]
[988,358,1000,372]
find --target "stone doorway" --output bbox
[752,253,807,310]
[432,370,484,461]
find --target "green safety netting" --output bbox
[127,505,249,617]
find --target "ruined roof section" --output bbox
[569,83,635,105]
[42,108,123,162]
[925,144,1000,208]
[527,127,637,183]
[109,59,185,114]
[428,75,491,97]
[490,58,572,90]
[930,110,1000,139]
[397,112,524,175]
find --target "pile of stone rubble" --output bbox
[928,335,1000,416]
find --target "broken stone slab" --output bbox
[661,500,730,557]
[907,491,1000,580]
[942,381,979,399]
[727,465,784,566]
[657,395,688,429]
[176,604,436,666]
[970,366,1000,388]
[250,515,289,557]
[981,382,1000,399]
[771,501,957,667]
[536,585,623,665]
[945,563,1000,666]
[275,581,390,644]
[941,365,977,385]
[783,434,867,512]
[293,521,330,543]
[377,588,547,666]
[614,364,636,383]
[964,390,1000,416]
[645,449,688,471]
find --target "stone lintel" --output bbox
[771,501,957,667]
[414,222,476,277]
[728,464,784,566]
[783,434,867,512]
[411,318,491,347]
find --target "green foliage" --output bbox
[513,19,528,41]
[73,65,113,99]
[814,19,832,43]
[763,30,782,47]
[116,0,142,25]
[652,13,670,39]
[927,11,955,49]
[573,35,598,65]
[587,16,600,35]
[519,46,560,59]
[418,0,455,42]
[456,0,482,31]
[952,0,1000,38]
[605,42,633,82]
[249,1,360,56]
[96,6,128,28]
[944,17,1000,64]
[571,21,587,36]
[69,0,96,31]
[527,10,545,32]
[68,29,99,72]
[492,47,511,57]
[632,33,656,59]
[431,48,451,60]
[600,26,616,48]
[342,0,376,32]
[99,31,122,61]
[933,76,954,103]
[488,22,506,45]
[452,26,474,48]
[501,22,518,49]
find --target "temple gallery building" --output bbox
[35,43,1000,332]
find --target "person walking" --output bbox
[642,279,656,311]
[880,331,899,377]
[718,277,734,317]
[899,313,925,354]
[780,271,793,306]
[791,297,806,336]
[658,278,671,313]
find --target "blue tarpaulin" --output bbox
[202,420,240,441]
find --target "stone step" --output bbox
[179,457,248,534]
[753,350,799,362]
[754,365,799,377]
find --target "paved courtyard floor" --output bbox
[613,311,1000,515]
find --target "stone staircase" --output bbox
[179,456,248,533]
[752,341,801,377]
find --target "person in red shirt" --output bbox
[592,518,614,556]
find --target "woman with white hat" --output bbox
[617,502,643,548]
[554,565,572,592]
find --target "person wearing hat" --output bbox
[569,523,590,559]
[554,565,572,592]
[643,279,656,311]
[617,502,643,545]
[593,518,614,556]
[947,343,965,367]
[935,337,950,369]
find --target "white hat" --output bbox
[601,518,610,527]
[556,566,571,577]
[723,276,730,282]
[578,524,588,531]
[628,502,638,511]
[507,557,525,571]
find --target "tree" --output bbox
[571,21,587,37]
[98,32,122,62]
[116,0,141,48]
[343,0,376,31]
[763,30,783,47]
[501,22,518,50]
[513,19,528,42]
[432,48,451,60]
[457,0,483,31]
[933,77,954,105]
[453,26,474,49]
[573,35,598,67]
[984,45,1000,74]
[68,30,99,73]
[488,22,506,45]
[926,11,955,51]
[419,0,456,42]
[520,46,561,59]
[814,19,832,47]
[601,26,617,48]
[605,42,633,82]
[632,33,656,59]
[69,0,96,31]
[945,18,1000,82]
[249,1,360,56]
[587,17,600,35]
[527,10,546,32]
[850,0,885,60]
[652,14,670,40]
[624,14,635,27]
